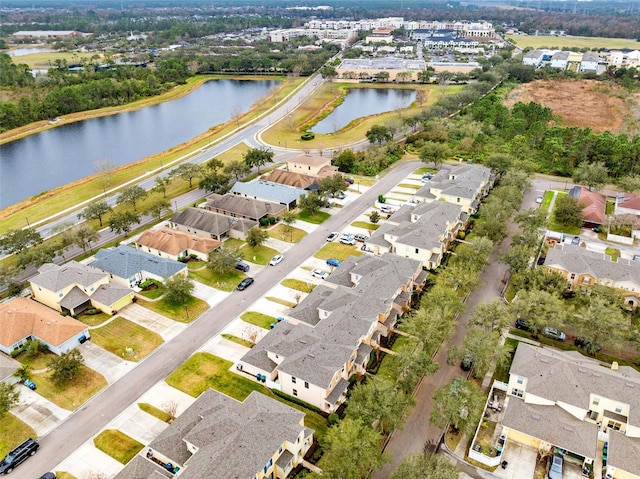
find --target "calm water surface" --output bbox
[0,79,278,209]
[311,88,416,134]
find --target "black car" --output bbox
[39,474,56,479]
[460,356,473,372]
[0,438,39,474]
[515,318,533,331]
[235,261,250,272]
[236,277,254,291]
[574,337,602,353]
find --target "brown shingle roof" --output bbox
[203,193,285,220]
[261,169,317,189]
[0,297,87,348]
[136,228,220,256]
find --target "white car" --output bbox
[311,269,328,280]
[269,254,284,266]
[340,234,356,245]
[326,232,339,242]
[535,195,543,204]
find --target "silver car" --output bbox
[548,454,563,479]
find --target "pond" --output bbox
[7,47,55,56]
[310,87,416,134]
[0,79,279,209]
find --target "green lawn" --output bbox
[281,278,315,293]
[398,183,422,190]
[0,414,37,458]
[187,260,206,270]
[90,317,163,361]
[266,296,297,308]
[239,244,279,265]
[223,238,245,250]
[138,403,172,423]
[540,190,554,212]
[75,311,111,327]
[507,34,640,50]
[222,333,254,348]
[314,242,363,261]
[139,285,166,299]
[138,295,209,323]
[94,429,144,464]
[351,221,380,231]
[16,350,57,370]
[297,210,331,224]
[267,224,307,243]
[241,311,277,329]
[165,352,327,438]
[606,200,615,215]
[35,365,107,410]
[605,247,620,261]
[189,267,245,292]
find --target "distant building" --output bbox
[336,58,426,82]
[12,30,86,38]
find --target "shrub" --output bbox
[259,217,270,227]
[327,413,340,426]
[139,279,161,289]
[268,217,276,224]
[377,194,386,203]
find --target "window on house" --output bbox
[570,273,576,280]
[517,376,523,384]
[615,405,623,413]
[457,197,460,203]
[583,277,591,284]
[592,397,600,406]
[293,389,298,397]
[292,377,296,383]
[512,388,523,398]
[415,248,419,254]
[304,381,309,389]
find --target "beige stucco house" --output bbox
[286,154,337,178]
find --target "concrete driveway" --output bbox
[11,386,72,437]
[107,401,169,445]
[190,280,230,308]
[119,303,188,341]
[199,335,251,364]
[54,442,124,479]
[80,341,136,384]
[494,442,537,479]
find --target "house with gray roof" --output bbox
[522,49,545,67]
[550,50,571,70]
[202,193,286,222]
[544,244,640,308]
[414,163,493,214]
[238,253,425,412]
[114,389,314,479]
[500,343,640,479]
[91,245,187,289]
[169,207,256,241]
[365,201,467,269]
[231,180,306,210]
[29,261,133,316]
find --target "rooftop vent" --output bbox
[611,362,619,371]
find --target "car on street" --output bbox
[571,236,580,246]
[23,379,36,390]
[326,258,341,268]
[236,277,254,291]
[421,173,433,182]
[548,454,563,479]
[269,254,284,266]
[354,233,368,242]
[326,232,339,242]
[515,318,533,331]
[0,438,39,474]
[542,326,566,341]
[311,269,328,280]
[536,195,543,204]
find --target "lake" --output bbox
[0,79,278,209]
[311,88,416,134]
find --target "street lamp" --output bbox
[25,217,30,228]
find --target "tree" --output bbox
[200,171,231,194]
[485,153,513,175]
[430,377,485,435]
[369,211,380,224]
[454,328,512,378]
[224,159,250,181]
[16,242,58,270]
[0,228,42,255]
[501,244,534,275]
[70,224,99,254]
[49,348,84,385]
[470,300,509,332]
[95,157,116,187]
[319,65,337,79]
[108,211,140,236]
[319,174,347,198]
[573,162,608,191]
[0,383,20,419]
[510,288,566,336]
[281,211,297,242]
[146,198,171,221]
[164,274,195,306]
[78,200,112,227]
[553,196,584,228]
[246,227,268,248]
[298,191,325,215]
[312,417,388,479]
[117,185,148,212]
[152,176,171,198]
[392,454,459,479]
[171,163,203,188]
[207,247,241,275]
[418,141,451,168]
[243,147,274,173]
[619,174,640,193]
[333,149,357,173]
[347,378,414,434]
[575,296,627,355]
[365,125,392,145]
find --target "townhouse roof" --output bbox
[203,193,285,219]
[0,297,87,348]
[58,286,90,310]
[416,163,492,202]
[30,261,106,292]
[171,207,254,235]
[231,180,306,205]
[551,51,571,61]
[92,245,186,281]
[287,154,332,168]
[615,193,640,212]
[136,228,220,256]
[569,186,606,224]
[261,169,318,190]
[582,52,600,62]
[510,343,640,427]
[545,243,640,287]
[146,389,309,479]
[112,455,171,479]
[523,49,544,59]
[607,430,640,476]
[502,399,598,459]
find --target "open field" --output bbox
[507,35,640,50]
[9,50,98,69]
[503,79,632,133]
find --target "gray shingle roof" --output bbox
[231,180,306,205]
[204,193,286,220]
[58,286,90,310]
[0,354,19,381]
[416,163,491,203]
[170,208,237,235]
[112,455,171,479]
[90,283,131,306]
[92,245,186,281]
[31,261,106,291]
[608,430,640,475]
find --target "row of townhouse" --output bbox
[522,49,601,73]
[410,29,480,49]
[304,18,494,37]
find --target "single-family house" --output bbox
[286,154,338,178]
[29,262,133,316]
[261,169,320,190]
[522,49,545,67]
[550,51,571,70]
[501,343,640,479]
[202,193,286,223]
[580,52,601,72]
[0,354,20,381]
[365,201,467,269]
[135,228,220,262]
[113,389,314,479]
[91,245,187,289]
[544,243,640,307]
[0,297,89,356]
[414,163,494,214]
[170,207,257,241]
[231,180,306,210]
[615,193,640,217]
[568,186,607,225]
[238,253,426,412]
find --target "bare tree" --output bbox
[84,471,109,479]
[231,104,243,128]
[242,326,259,345]
[291,289,303,306]
[95,158,116,188]
[162,400,179,423]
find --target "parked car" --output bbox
[235,261,250,272]
[548,454,564,479]
[0,438,39,474]
[326,258,341,268]
[535,195,543,204]
[344,177,355,185]
[421,173,433,182]
[332,191,346,199]
[311,269,328,280]
[269,254,284,266]
[23,379,36,390]
[515,318,533,331]
[460,356,473,372]
[571,236,580,246]
[236,277,254,291]
[39,474,56,479]
[340,235,356,245]
[354,233,368,242]
[326,232,339,242]
[542,327,566,341]
[574,337,601,353]
[380,204,394,214]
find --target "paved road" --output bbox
[373,179,541,478]
[16,160,422,479]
